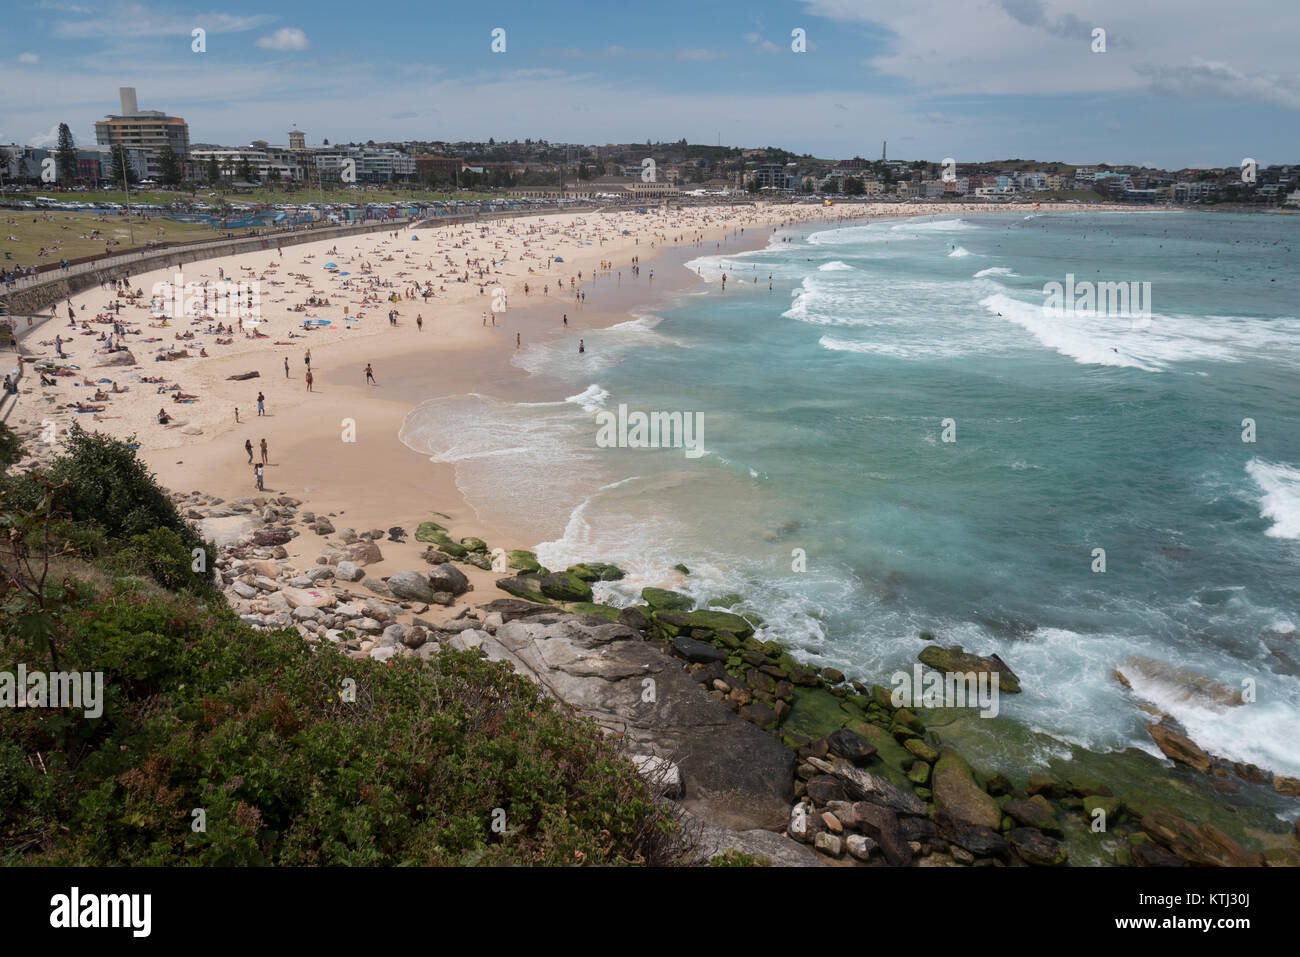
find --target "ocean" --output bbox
[400,209,1300,779]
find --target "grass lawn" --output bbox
[12,186,496,206]
[0,209,265,269]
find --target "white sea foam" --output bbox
[891,218,976,233]
[1246,459,1300,539]
[565,383,610,412]
[974,266,1019,278]
[947,245,972,258]
[818,260,854,271]
[982,292,1246,371]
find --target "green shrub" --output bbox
[1,584,672,866]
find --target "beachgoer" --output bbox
[306,370,313,391]
[254,462,264,491]
[365,363,376,385]
[257,392,265,416]
[284,357,289,377]
[579,339,585,354]
[245,439,254,463]
[260,438,268,465]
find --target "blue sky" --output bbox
[3,0,1299,168]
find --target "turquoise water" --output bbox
[401,210,1300,777]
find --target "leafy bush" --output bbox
[1,584,673,866]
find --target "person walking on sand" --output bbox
[416,314,423,332]
[254,462,264,491]
[305,348,311,370]
[257,391,265,416]
[260,438,268,465]
[245,438,254,463]
[284,357,289,377]
[306,369,313,391]
[235,407,240,423]
[365,363,376,385]
[563,313,568,326]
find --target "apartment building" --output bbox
[93,87,189,180]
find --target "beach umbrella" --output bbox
[338,271,350,276]
[324,262,338,268]
[554,256,564,262]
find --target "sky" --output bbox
[2,0,1298,169]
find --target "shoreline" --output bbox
[5,199,1297,865]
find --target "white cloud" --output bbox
[1136,58,1300,111]
[797,0,1300,106]
[255,27,309,51]
[29,124,60,147]
[676,48,721,61]
[54,3,272,38]
[17,53,40,64]
[758,41,780,53]
[742,32,760,43]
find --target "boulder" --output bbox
[1148,723,1212,773]
[931,749,1000,830]
[1009,828,1068,866]
[281,587,334,609]
[429,563,471,596]
[653,609,754,639]
[538,571,593,603]
[386,570,440,603]
[341,540,383,566]
[827,727,877,764]
[1141,811,1264,867]
[251,527,292,547]
[507,549,542,572]
[335,561,365,582]
[918,644,1021,693]
[641,587,693,611]
[672,635,727,664]
[934,809,1010,860]
[414,521,447,543]
[853,802,913,866]
[495,574,550,603]
[831,758,927,815]
[1003,795,1062,836]
[461,613,796,830]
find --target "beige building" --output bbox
[94,87,189,180]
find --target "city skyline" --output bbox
[3,0,1299,169]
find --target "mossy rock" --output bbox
[414,521,448,543]
[708,593,744,609]
[568,602,622,623]
[741,612,765,629]
[507,549,542,573]
[495,575,552,604]
[539,572,593,603]
[713,631,743,650]
[641,587,693,611]
[567,562,625,582]
[462,552,493,571]
[871,684,897,711]
[429,535,469,557]
[784,685,852,741]
[908,760,932,786]
[905,738,939,763]
[673,563,690,574]
[1083,795,1122,822]
[459,537,488,553]
[654,609,754,640]
[914,787,933,801]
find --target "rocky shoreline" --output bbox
[152,476,1300,867]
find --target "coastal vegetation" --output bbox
[0,424,673,865]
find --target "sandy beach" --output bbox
[8,200,1116,599]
